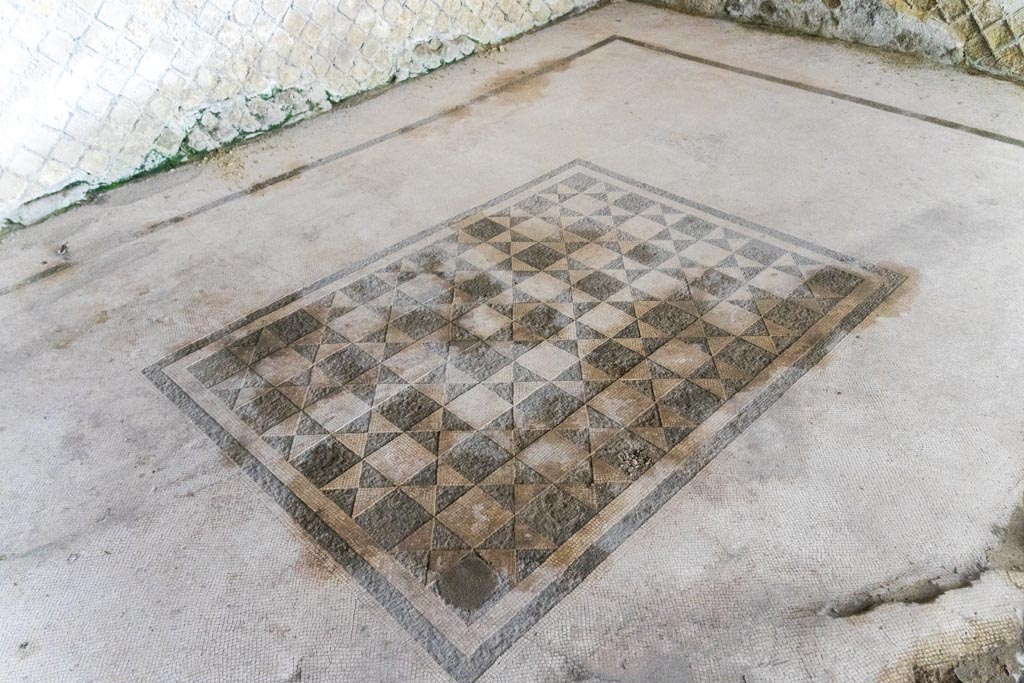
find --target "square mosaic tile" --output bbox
[147,160,904,681]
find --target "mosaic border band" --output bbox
[145,160,905,681]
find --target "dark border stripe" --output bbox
[0,261,72,297]
[615,35,1024,150]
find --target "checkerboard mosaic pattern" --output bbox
[148,161,903,681]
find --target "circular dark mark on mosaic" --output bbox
[436,554,499,612]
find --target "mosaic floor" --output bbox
[7,6,1024,680]
[148,160,903,680]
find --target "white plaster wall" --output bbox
[0,0,596,225]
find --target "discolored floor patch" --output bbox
[146,160,904,681]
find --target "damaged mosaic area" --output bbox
[149,161,903,679]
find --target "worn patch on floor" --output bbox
[145,160,905,681]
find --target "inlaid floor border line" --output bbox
[5,27,1021,299]
[615,35,1024,151]
[145,158,907,682]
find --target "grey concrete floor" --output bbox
[2,3,1024,682]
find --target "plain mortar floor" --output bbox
[2,3,1024,683]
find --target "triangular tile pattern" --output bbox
[190,170,863,611]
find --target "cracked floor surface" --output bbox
[2,4,1024,682]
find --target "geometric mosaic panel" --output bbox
[146,160,905,681]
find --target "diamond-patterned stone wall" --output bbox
[0,0,596,226]
[653,0,1024,83]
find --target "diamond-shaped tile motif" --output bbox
[515,243,564,270]
[518,304,572,338]
[443,433,512,483]
[151,161,904,677]
[356,489,432,549]
[575,271,626,300]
